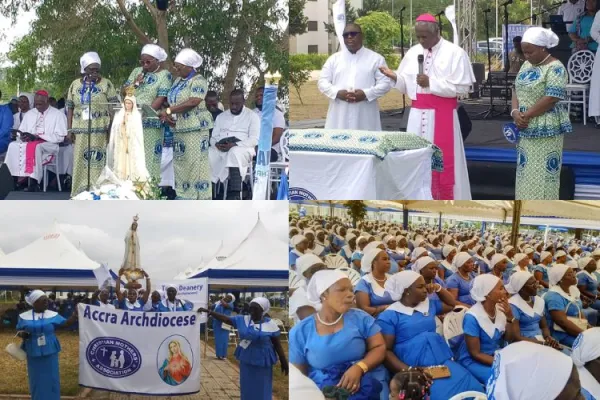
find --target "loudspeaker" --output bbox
[0,163,14,200]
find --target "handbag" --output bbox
[553,300,589,332]
[5,342,26,361]
[424,365,451,380]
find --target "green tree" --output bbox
[290,0,309,36]
[289,57,312,105]
[356,12,400,65]
[344,201,368,227]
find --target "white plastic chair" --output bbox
[324,254,348,269]
[336,267,362,286]
[443,306,468,346]
[435,316,443,336]
[272,318,288,342]
[448,391,487,400]
[43,148,61,192]
[560,50,595,125]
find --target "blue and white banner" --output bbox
[78,304,201,395]
[252,84,277,200]
[502,24,529,67]
[155,278,209,322]
[332,0,347,53]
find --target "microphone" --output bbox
[134,72,147,89]
[418,55,424,75]
[400,6,406,11]
[435,10,445,17]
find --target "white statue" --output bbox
[107,94,149,183]
[120,215,145,288]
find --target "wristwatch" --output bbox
[506,317,515,323]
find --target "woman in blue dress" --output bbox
[362,241,399,276]
[396,236,410,257]
[426,235,443,260]
[115,267,151,311]
[446,252,477,306]
[351,236,369,272]
[16,290,79,400]
[503,245,517,276]
[290,234,308,270]
[384,236,408,268]
[305,230,325,257]
[506,271,561,349]
[544,264,590,347]
[144,290,166,311]
[438,245,456,280]
[412,256,446,301]
[473,245,488,275]
[377,271,483,400]
[578,257,600,311]
[355,249,395,317]
[315,230,331,257]
[200,297,288,400]
[213,293,235,360]
[330,226,347,254]
[457,274,518,384]
[512,253,532,274]
[340,234,357,264]
[91,289,116,309]
[162,285,194,312]
[488,253,510,284]
[290,269,388,400]
[534,250,554,294]
[556,250,569,265]
[481,247,496,275]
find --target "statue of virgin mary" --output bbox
[107,92,149,182]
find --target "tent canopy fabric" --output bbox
[175,216,288,290]
[0,223,103,288]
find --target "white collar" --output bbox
[311,243,324,254]
[362,273,390,297]
[508,294,544,318]
[125,300,141,309]
[99,302,116,309]
[291,249,304,257]
[242,315,280,333]
[548,285,581,303]
[578,270,598,282]
[441,260,457,272]
[466,302,506,339]
[162,299,180,310]
[19,310,58,320]
[386,298,430,316]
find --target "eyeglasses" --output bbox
[343,31,361,38]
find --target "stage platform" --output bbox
[4,191,71,200]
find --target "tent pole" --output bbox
[511,200,522,247]
[438,212,442,232]
[403,208,409,230]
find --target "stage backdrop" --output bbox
[79,304,201,395]
[155,278,209,323]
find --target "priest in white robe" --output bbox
[588,10,600,126]
[380,14,475,200]
[13,93,33,130]
[4,90,68,191]
[318,23,393,131]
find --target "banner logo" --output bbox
[86,337,142,378]
[289,187,317,200]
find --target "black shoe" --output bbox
[24,180,40,192]
[226,192,241,200]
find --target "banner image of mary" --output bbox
[158,339,192,386]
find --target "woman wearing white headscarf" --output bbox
[412,256,447,301]
[340,233,357,263]
[438,245,457,280]
[67,51,119,196]
[511,26,572,200]
[158,48,213,199]
[446,252,477,306]
[123,44,173,185]
[456,274,517,384]
[506,271,561,348]
[290,270,387,400]
[351,236,369,271]
[289,234,308,270]
[376,271,483,400]
[199,297,288,400]
[290,254,328,324]
[486,341,583,400]
[534,250,554,294]
[577,257,600,311]
[489,253,510,284]
[544,264,591,347]
[362,240,400,276]
[355,248,395,318]
[512,253,532,274]
[482,246,496,274]
[212,293,236,360]
[15,290,79,400]
[571,328,600,399]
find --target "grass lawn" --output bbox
[205,337,289,400]
[290,79,409,122]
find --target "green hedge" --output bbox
[291,53,401,70]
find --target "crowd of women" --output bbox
[288,216,600,399]
[60,44,212,199]
[11,273,287,400]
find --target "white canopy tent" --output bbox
[174,216,288,291]
[0,223,110,289]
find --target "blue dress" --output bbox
[17,310,67,400]
[446,273,476,305]
[340,246,354,263]
[509,296,544,339]
[61,299,77,331]
[377,301,483,400]
[543,290,584,347]
[534,265,550,295]
[119,299,147,311]
[474,257,489,274]
[213,301,234,358]
[351,251,364,270]
[231,315,280,400]
[354,276,395,307]
[429,247,443,260]
[457,314,503,384]
[290,309,387,400]
[578,272,600,311]
[438,261,454,280]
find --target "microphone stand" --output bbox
[87,83,92,191]
[395,6,407,116]
[475,9,503,119]
[501,0,511,115]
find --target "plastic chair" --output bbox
[43,148,61,192]
[443,306,468,346]
[272,318,288,342]
[289,270,304,290]
[324,254,348,269]
[560,50,595,125]
[336,267,362,286]
[435,316,443,336]
[448,391,488,400]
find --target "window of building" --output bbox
[308,45,318,54]
[308,21,318,31]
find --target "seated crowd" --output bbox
[288,216,600,400]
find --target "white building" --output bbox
[290,0,363,55]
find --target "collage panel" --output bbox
[288,200,600,400]
[0,0,289,202]
[0,200,289,399]
[289,0,600,201]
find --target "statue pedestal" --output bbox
[124,282,142,290]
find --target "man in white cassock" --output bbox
[318,23,393,131]
[209,89,260,200]
[380,14,475,200]
[4,90,68,192]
